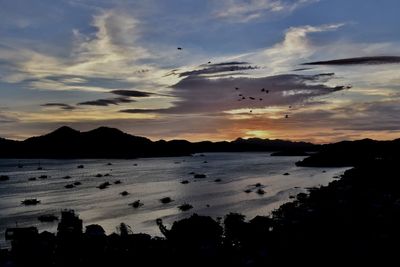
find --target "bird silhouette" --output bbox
[177,47,182,50]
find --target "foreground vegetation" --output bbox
[2,158,400,266]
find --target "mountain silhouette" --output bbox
[0,126,316,158]
[296,138,400,167]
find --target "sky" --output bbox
[1,0,400,143]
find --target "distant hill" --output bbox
[296,138,400,167]
[0,126,317,158]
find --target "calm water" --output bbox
[0,153,347,247]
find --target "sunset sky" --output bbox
[1,0,400,143]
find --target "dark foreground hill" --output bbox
[2,158,400,266]
[296,138,400,167]
[0,126,316,158]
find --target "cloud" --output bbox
[41,103,76,110]
[78,97,134,106]
[0,9,170,93]
[178,64,258,77]
[120,108,168,114]
[214,0,319,23]
[302,56,400,66]
[110,90,154,97]
[120,73,345,114]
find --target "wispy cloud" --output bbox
[78,97,134,106]
[41,103,76,110]
[214,0,319,22]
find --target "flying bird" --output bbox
[235,87,239,90]
[177,47,182,50]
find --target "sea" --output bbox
[0,152,348,248]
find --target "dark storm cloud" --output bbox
[78,97,135,106]
[120,73,345,114]
[41,103,76,110]
[110,90,154,97]
[302,56,400,66]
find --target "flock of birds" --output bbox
[176,47,291,118]
[234,86,291,118]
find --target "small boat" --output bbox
[130,200,143,208]
[120,191,129,196]
[28,177,36,181]
[181,180,189,184]
[178,203,193,211]
[0,175,9,181]
[214,179,222,182]
[65,184,74,189]
[256,188,265,195]
[95,174,103,178]
[77,165,84,169]
[194,174,206,178]
[114,180,121,184]
[160,197,173,204]
[97,182,111,189]
[21,199,41,205]
[39,175,48,179]
[73,181,81,186]
[63,176,72,179]
[244,189,252,193]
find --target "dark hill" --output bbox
[296,138,400,167]
[0,126,317,158]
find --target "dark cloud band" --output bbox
[302,56,400,66]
